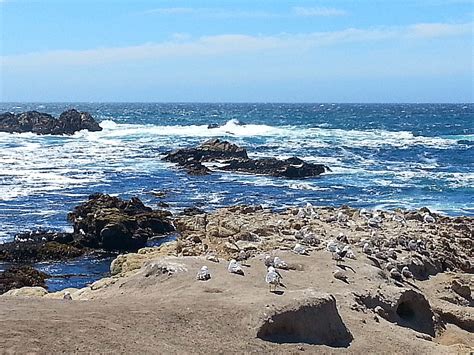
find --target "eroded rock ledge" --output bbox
[0,109,102,135]
[163,138,330,178]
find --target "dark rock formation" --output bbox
[0,194,175,263]
[163,138,329,178]
[68,193,175,251]
[0,109,102,135]
[221,156,327,178]
[0,266,49,295]
[0,239,84,263]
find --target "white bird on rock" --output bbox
[273,256,288,270]
[266,266,285,292]
[363,242,373,255]
[228,259,244,276]
[423,213,436,224]
[402,266,414,279]
[293,243,309,255]
[63,291,72,300]
[197,266,211,281]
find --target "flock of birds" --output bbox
[60,203,436,299]
[194,203,437,292]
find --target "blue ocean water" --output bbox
[0,103,472,289]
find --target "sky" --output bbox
[0,0,473,102]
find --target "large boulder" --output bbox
[68,193,175,251]
[0,109,102,135]
[0,266,49,295]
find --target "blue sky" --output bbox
[0,0,472,102]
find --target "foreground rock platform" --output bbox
[1,204,471,353]
[0,109,102,135]
[163,138,330,177]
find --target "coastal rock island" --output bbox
[0,109,102,135]
[1,201,472,353]
[164,138,330,177]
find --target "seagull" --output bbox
[273,256,288,270]
[293,243,309,255]
[336,233,349,244]
[63,291,72,300]
[326,240,338,253]
[393,214,406,225]
[337,211,348,223]
[197,266,211,281]
[228,259,244,276]
[385,261,397,271]
[266,266,285,292]
[423,213,436,224]
[367,217,381,228]
[362,242,373,255]
[332,246,348,265]
[408,239,417,253]
[401,266,413,279]
[390,268,403,281]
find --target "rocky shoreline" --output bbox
[0,202,472,353]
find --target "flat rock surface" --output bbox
[0,205,472,353]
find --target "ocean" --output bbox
[1,103,472,290]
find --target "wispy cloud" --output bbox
[144,7,194,15]
[141,7,279,19]
[292,6,347,17]
[3,22,471,68]
[142,6,347,18]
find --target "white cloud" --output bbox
[292,6,347,17]
[2,22,471,69]
[408,22,473,38]
[142,7,278,19]
[143,7,194,15]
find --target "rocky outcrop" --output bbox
[0,239,85,262]
[163,139,329,178]
[0,194,175,263]
[0,109,102,135]
[221,156,327,178]
[0,266,49,295]
[68,193,175,251]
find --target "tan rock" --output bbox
[2,286,48,298]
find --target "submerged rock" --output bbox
[0,266,49,295]
[0,109,102,135]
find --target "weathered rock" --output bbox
[163,139,328,178]
[355,288,436,336]
[0,109,102,135]
[256,293,353,347]
[0,266,49,295]
[68,193,174,251]
[451,279,471,299]
[1,286,48,298]
[221,156,328,178]
[0,240,84,263]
